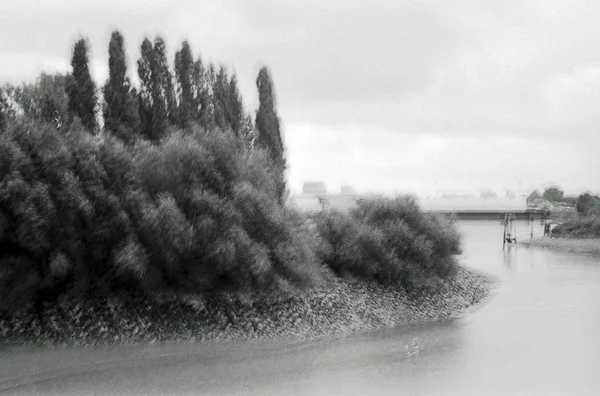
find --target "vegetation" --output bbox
[67,38,98,132]
[315,196,461,289]
[542,186,565,203]
[0,119,321,313]
[576,193,600,217]
[548,192,600,239]
[0,29,465,326]
[102,31,140,143]
[255,67,286,203]
[552,216,600,239]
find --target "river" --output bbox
[1,220,600,395]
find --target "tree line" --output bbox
[0,31,285,190]
[0,31,296,312]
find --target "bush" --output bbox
[314,196,461,289]
[0,120,323,313]
[576,193,600,217]
[552,216,600,239]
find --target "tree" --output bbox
[576,193,600,216]
[66,38,98,132]
[542,186,564,202]
[102,30,140,143]
[255,66,286,201]
[137,38,155,140]
[7,73,70,130]
[137,36,175,141]
[193,57,212,128]
[153,37,177,127]
[174,41,195,128]
[240,114,255,147]
[228,73,245,137]
[0,87,7,132]
[212,66,230,131]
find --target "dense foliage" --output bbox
[576,193,600,217]
[552,216,600,239]
[67,38,98,132]
[550,193,600,239]
[542,186,564,202]
[314,197,461,289]
[0,30,466,317]
[103,31,140,142]
[0,119,321,313]
[255,67,286,202]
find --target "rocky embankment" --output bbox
[0,266,494,347]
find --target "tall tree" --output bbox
[228,73,245,137]
[204,63,218,129]
[153,37,178,127]
[255,67,284,165]
[255,66,286,201]
[193,57,212,128]
[137,36,175,141]
[212,66,230,131]
[102,30,140,143]
[137,38,156,140]
[66,38,98,132]
[0,87,7,132]
[174,40,195,128]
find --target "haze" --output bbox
[1,0,598,196]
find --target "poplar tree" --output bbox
[174,40,195,128]
[0,88,7,132]
[205,63,218,129]
[137,38,157,140]
[103,30,140,142]
[212,66,230,131]
[153,37,177,127]
[193,57,212,128]
[255,67,284,166]
[255,66,286,201]
[137,36,175,141]
[66,38,98,132]
[228,74,245,137]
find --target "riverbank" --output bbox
[522,237,600,255]
[0,266,494,347]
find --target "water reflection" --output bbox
[503,245,516,267]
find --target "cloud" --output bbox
[1,0,599,194]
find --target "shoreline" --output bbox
[0,266,494,348]
[521,237,600,255]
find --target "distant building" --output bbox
[302,181,327,195]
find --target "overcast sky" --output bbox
[1,0,599,196]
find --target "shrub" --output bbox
[131,129,323,294]
[576,193,600,217]
[314,196,461,289]
[552,216,600,239]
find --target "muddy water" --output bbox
[2,220,600,395]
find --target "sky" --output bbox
[1,0,599,197]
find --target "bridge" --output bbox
[289,195,548,220]
[419,197,548,220]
